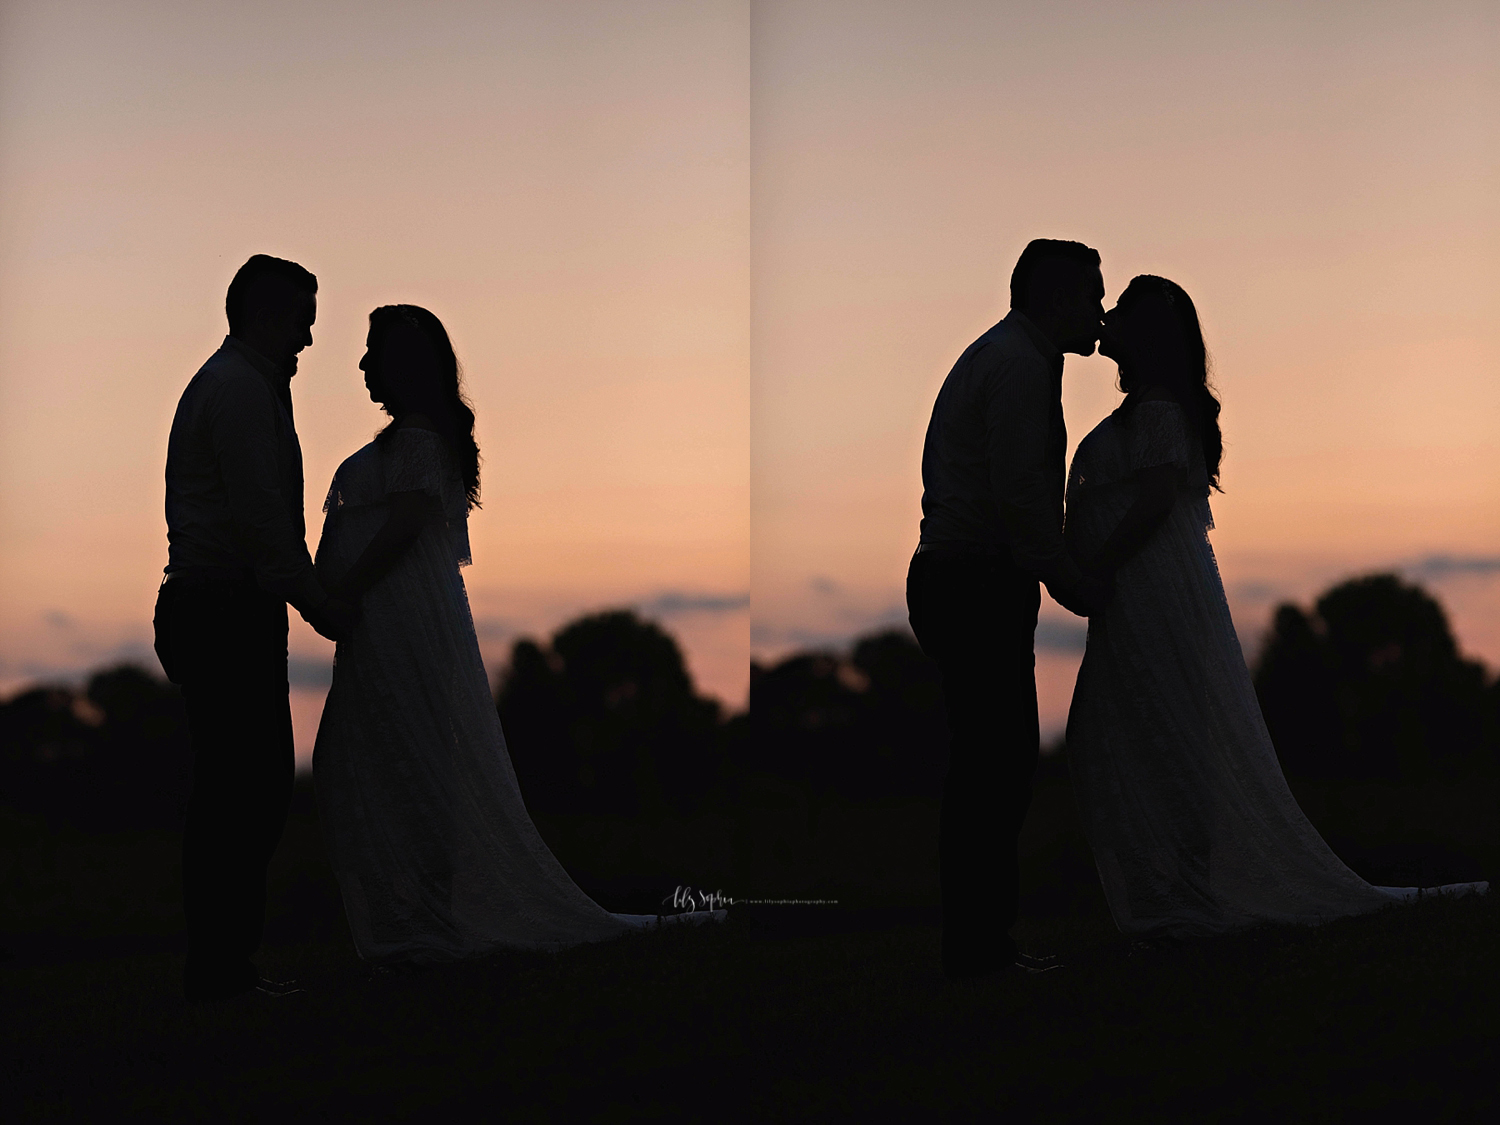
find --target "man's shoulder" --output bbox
[186,347,273,406]
[198,342,263,380]
[980,317,1050,360]
[171,360,276,451]
[960,320,1051,384]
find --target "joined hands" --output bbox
[308,596,358,643]
[1053,572,1114,618]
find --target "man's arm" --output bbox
[206,374,327,615]
[981,347,1087,595]
[981,347,1111,616]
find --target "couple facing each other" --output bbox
[909,237,1486,981]
[157,254,715,1004]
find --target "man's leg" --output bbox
[176,583,294,1001]
[989,566,1042,940]
[908,551,1040,975]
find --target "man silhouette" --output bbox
[154,254,352,1002]
[906,238,1108,979]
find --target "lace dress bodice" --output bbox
[315,427,471,590]
[1064,398,1212,567]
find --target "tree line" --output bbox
[3,573,1497,830]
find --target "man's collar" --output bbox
[223,335,291,383]
[1003,309,1061,366]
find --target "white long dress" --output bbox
[1063,400,1484,939]
[312,427,663,961]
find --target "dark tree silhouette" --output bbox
[748,628,948,800]
[84,665,192,829]
[493,639,574,812]
[0,664,190,829]
[496,610,726,816]
[1254,574,1494,781]
[0,686,97,822]
[748,652,859,792]
[849,630,949,795]
[1253,604,1343,778]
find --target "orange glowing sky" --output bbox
[0,1,751,758]
[2,2,1497,750]
[749,0,1499,733]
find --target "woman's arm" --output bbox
[332,488,443,603]
[1084,463,1177,579]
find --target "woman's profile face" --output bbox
[360,320,437,416]
[1100,290,1177,377]
[364,319,442,420]
[1098,301,1129,365]
[359,328,393,411]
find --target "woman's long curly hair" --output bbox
[369,304,481,510]
[1114,274,1223,491]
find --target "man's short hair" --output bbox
[1009,239,1101,312]
[225,254,318,335]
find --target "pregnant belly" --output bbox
[315,507,387,590]
[1065,484,1133,562]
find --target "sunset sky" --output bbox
[2,1,1496,754]
[750,0,1499,733]
[0,1,751,759]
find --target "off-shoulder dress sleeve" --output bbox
[1127,400,1192,473]
[382,427,472,567]
[384,428,450,497]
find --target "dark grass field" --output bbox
[3,772,1496,1122]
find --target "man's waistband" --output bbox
[162,565,257,587]
[914,541,1011,559]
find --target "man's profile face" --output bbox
[248,286,316,366]
[1056,267,1105,356]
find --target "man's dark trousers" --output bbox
[906,546,1041,974]
[154,573,294,1001]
